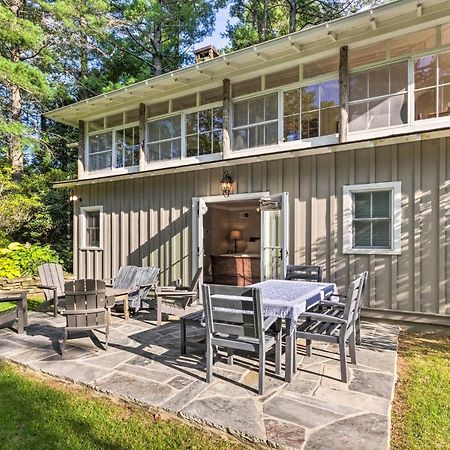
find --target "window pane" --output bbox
[248,125,265,148]
[212,130,223,153]
[349,103,368,132]
[368,97,389,129]
[284,89,300,116]
[213,107,223,129]
[249,97,265,124]
[265,122,278,145]
[86,211,99,228]
[354,221,371,247]
[301,111,319,138]
[302,84,320,111]
[415,56,437,89]
[199,133,212,155]
[187,135,198,157]
[89,135,99,154]
[86,228,100,248]
[320,107,339,136]
[349,72,368,101]
[171,139,181,159]
[186,112,198,135]
[415,87,437,120]
[439,51,450,85]
[372,191,390,217]
[199,109,212,133]
[372,221,391,247]
[148,116,181,142]
[265,93,278,121]
[320,80,339,107]
[390,95,408,126]
[233,129,248,150]
[284,115,300,142]
[354,192,371,218]
[438,84,450,117]
[160,141,171,160]
[390,61,408,94]
[369,66,389,98]
[233,102,248,127]
[148,143,160,161]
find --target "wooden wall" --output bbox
[73,135,450,316]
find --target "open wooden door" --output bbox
[260,192,289,280]
[192,197,208,290]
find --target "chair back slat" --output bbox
[64,279,106,328]
[356,271,368,317]
[113,266,139,289]
[285,265,323,282]
[203,284,263,340]
[38,263,65,300]
[189,267,203,291]
[341,275,363,331]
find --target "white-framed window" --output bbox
[80,206,103,250]
[232,92,278,150]
[343,182,401,255]
[146,114,182,161]
[88,131,113,171]
[115,125,140,168]
[186,106,223,156]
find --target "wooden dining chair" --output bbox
[285,265,323,282]
[61,279,111,354]
[202,284,282,395]
[296,275,363,383]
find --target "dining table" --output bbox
[251,279,337,382]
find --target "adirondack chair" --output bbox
[130,266,160,312]
[285,265,323,282]
[296,274,363,383]
[38,263,66,317]
[61,279,110,354]
[308,271,368,345]
[155,267,202,326]
[202,284,282,395]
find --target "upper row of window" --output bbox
[87,49,450,171]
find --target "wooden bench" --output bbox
[180,310,205,354]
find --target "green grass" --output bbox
[0,362,247,450]
[391,326,450,450]
[0,294,45,313]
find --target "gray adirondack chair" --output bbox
[61,279,110,354]
[285,264,323,282]
[38,263,66,317]
[130,266,160,312]
[309,271,368,345]
[202,284,282,395]
[155,267,202,326]
[297,274,363,383]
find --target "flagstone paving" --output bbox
[0,310,399,449]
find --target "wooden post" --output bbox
[338,46,349,143]
[78,120,85,178]
[222,79,231,158]
[139,103,146,170]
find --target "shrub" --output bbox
[0,242,62,279]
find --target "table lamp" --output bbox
[229,230,242,254]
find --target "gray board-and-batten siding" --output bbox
[72,133,450,322]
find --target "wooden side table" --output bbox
[0,291,28,334]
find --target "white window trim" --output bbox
[80,206,103,250]
[343,182,401,255]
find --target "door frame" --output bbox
[192,191,269,286]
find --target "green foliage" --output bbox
[0,242,61,278]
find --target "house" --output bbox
[47,0,450,325]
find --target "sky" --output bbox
[195,6,234,51]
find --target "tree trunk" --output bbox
[287,0,297,33]
[152,23,163,76]
[79,15,89,100]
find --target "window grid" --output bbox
[81,207,102,249]
[186,107,223,157]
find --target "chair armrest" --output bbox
[38,284,56,290]
[157,290,197,298]
[330,293,347,299]
[63,307,106,315]
[302,312,347,324]
[320,300,346,308]
[138,282,158,289]
[263,316,278,331]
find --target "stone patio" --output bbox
[0,310,399,449]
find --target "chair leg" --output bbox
[61,329,68,354]
[206,341,213,383]
[227,349,234,365]
[156,296,162,326]
[105,323,109,351]
[258,347,265,395]
[339,339,348,383]
[275,322,282,376]
[180,318,187,355]
[54,296,58,318]
[356,317,362,346]
[305,339,312,356]
[349,331,357,364]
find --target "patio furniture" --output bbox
[308,271,368,345]
[61,279,110,354]
[38,263,66,317]
[155,267,202,326]
[180,310,204,354]
[285,264,323,282]
[296,275,364,383]
[0,291,28,334]
[202,284,282,395]
[251,279,336,382]
[131,266,160,313]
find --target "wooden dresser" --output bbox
[210,254,261,286]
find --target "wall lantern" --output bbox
[220,170,233,197]
[69,189,81,203]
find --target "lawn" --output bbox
[0,362,247,450]
[391,325,450,450]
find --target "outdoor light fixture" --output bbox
[220,170,233,197]
[69,190,81,202]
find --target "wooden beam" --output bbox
[338,45,349,143]
[139,103,146,170]
[222,79,231,159]
[78,120,85,177]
